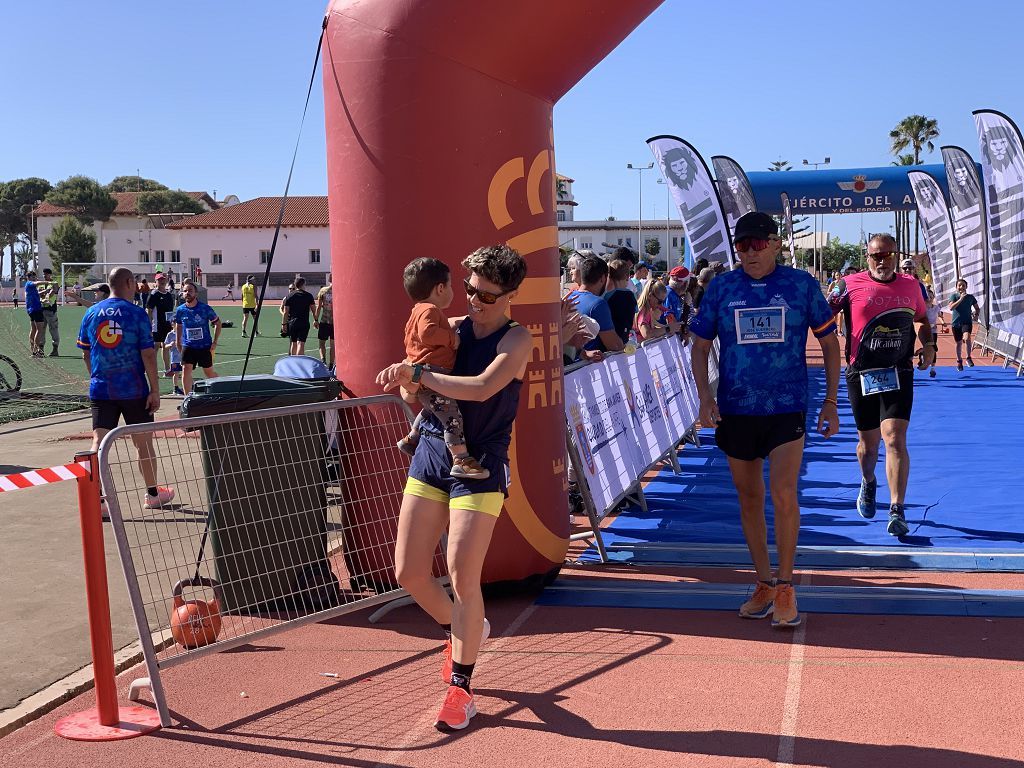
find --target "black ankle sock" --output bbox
[451,661,474,692]
[758,579,774,587]
[775,579,792,586]
[147,487,158,497]
[441,623,452,640]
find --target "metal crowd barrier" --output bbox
[564,335,702,561]
[99,394,439,728]
[973,324,1024,376]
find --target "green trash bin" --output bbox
[182,374,343,614]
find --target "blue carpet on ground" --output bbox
[580,366,1024,570]
[537,578,1024,618]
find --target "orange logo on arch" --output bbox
[97,320,123,349]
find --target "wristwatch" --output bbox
[410,363,424,383]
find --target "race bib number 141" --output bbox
[735,306,785,344]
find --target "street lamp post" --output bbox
[656,177,672,265]
[802,157,830,279]
[627,162,654,260]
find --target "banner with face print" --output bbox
[711,155,757,234]
[649,135,735,267]
[907,170,958,306]
[973,110,1024,336]
[941,145,988,323]
[780,191,797,267]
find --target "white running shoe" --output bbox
[143,486,176,509]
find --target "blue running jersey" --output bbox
[174,302,218,348]
[76,298,154,400]
[689,265,836,415]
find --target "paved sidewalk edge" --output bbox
[0,631,172,739]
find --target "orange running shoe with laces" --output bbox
[433,685,476,732]
[440,618,491,682]
[738,580,776,619]
[771,583,801,628]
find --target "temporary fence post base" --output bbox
[54,706,162,742]
[54,451,162,741]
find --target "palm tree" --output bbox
[890,115,940,256]
[892,154,916,255]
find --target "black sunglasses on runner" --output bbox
[867,251,897,261]
[464,277,510,305]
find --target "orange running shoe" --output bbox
[771,583,801,628]
[739,580,776,619]
[433,685,476,732]
[440,618,491,682]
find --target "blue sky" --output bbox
[5,1,1024,246]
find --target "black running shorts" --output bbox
[846,368,914,432]
[182,346,213,369]
[715,412,806,462]
[317,322,334,341]
[952,323,973,342]
[91,397,154,431]
[288,320,310,343]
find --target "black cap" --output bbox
[733,211,778,242]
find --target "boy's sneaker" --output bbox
[887,504,910,537]
[739,581,776,619]
[929,368,936,378]
[433,685,476,732]
[857,477,877,519]
[771,583,801,628]
[396,433,419,457]
[957,360,964,371]
[441,618,491,683]
[173,387,185,396]
[450,455,490,480]
[143,486,176,509]
[967,357,975,367]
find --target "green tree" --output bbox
[819,237,863,275]
[0,177,52,276]
[889,115,940,255]
[106,175,168,193]
[136,190,206,215]
[45,215,97,276]
[645,237,661,258]
[13,242,33,279]
[46,175,117,225]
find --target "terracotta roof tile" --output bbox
[166,197,329,229]
[35,191,215,217]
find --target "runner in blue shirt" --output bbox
[173,282,221,394]
[23,271,46,357]
[691,212,841,629]
[77,267,175,511]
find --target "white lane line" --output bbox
[776,573,811,767]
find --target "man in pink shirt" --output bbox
[829,234,934,537]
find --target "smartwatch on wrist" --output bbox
[410,363,424,383]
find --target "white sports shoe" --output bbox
[143,486,176,509]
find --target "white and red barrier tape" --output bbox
[0,461,90,493]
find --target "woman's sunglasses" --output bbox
[734,236,780,253]
[464,277,511,305]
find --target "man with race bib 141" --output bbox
[174,282,221,394]
[692,212,840,629]
[829,234,934,537]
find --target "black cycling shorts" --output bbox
[715,412,806,462]
[182,346,213,369]
[846,368,914,432]
[28,310,45,323]
[317,322,334,341]
[952,323,973,342]
[243,307,258,317]
[91,397,154,431]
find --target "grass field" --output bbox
[0,303,297,423]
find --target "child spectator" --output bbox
[164,327,185,395]
[396,257,489,480]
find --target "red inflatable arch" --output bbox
[323,0,663,584]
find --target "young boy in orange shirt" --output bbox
[397,258,489,480]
